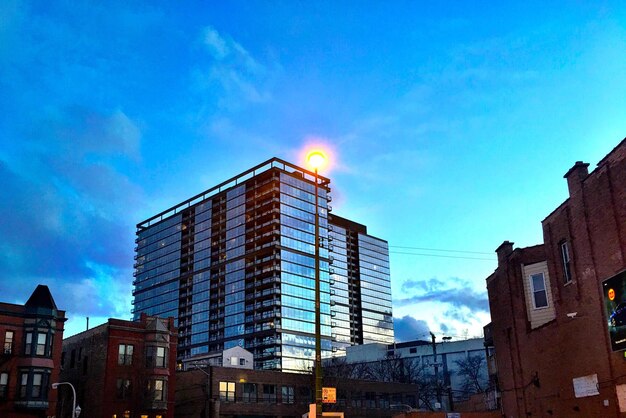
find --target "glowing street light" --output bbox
[306,149,328,418]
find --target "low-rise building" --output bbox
[0,284,66,418]
[175,365,420,418]
[60,314,177,418]
[486,137,626,417]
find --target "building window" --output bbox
[242,383,256,402]
[219,381,235,402]
[155,379,165,401]
[83,356,89,375]
[0,373,8,399]
[70,349,76,368]
[61,351,66,367]
[4,331,14,354]
[116,379,132,399]
[146,346,167,368]
[156,347,166,367]
[36,333,47,355]
[25,333,32,355]
[530,273,549,309]
[409,347,417,354]
[239,358,246,366]
[118,344,133,365]
[19,373,28,398]
[31,373,43,397]
[560,241,572,283]
[282,386,295,404]
[263,384,276,403]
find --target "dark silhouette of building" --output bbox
[175,365,419,418]
[59,314,177,418]
[0,284,66,418]
[486,138,626,417]
[131,158,393,371]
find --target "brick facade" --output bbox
[60,314,177,418]
[0,285,66,418]
[176,366,420,418]
[487,138,626,417]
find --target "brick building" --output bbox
[176,365,420,418]
[486,138,626,417]
[0,284,66,418]
[59,314,177,418]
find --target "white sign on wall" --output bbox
[572,374,599,398]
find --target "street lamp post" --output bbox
[306,150,327,418]
[52,381,80,418]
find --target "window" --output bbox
[36,333,46,355]
[4,331,14,354]
[242,383,256,402]
[561,241,572,283]
[117,379,132,399]
[219,381,235,402]
[118,344,133,365]
[70,349,76,368]
[156,347,166,367]
[155,379,165,401]
[0,373,8,398]
[530,273,549,309]
[263,384,276,403]
[282,386,295,404]
[146,346,167,368]
[25,333,32,355]
[83,356,89,375]
[61,351,66,367]
[409,347,417,354]
[31,373,43,397]
[239,358,246,366]
[19,373,28,398]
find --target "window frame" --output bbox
[4,331,14,355]
[0,372,8,399]
[560,241,572,284]
[219,381,236,402]
[118,344,134,365]
[116,378,132,399]
[530,272,549,309]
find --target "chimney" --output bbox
[564,161,589,197]
[496,241,514,266]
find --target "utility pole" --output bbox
[430,332,442,409]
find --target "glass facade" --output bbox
[132,158,393,372]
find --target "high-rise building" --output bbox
[132,158,393,372]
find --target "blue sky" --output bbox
[1,1,625,341]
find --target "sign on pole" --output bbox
[322,387,336,404]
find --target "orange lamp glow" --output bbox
[306,150,328,171]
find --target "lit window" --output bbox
[219,381,235,402]
[4,331,14,354]
[560,241,572,283]
[118,344,133,365]
[530,273,549,309]
[152,379,165,401]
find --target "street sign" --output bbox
[322,387,336,404]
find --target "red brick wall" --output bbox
[488,138,626,418]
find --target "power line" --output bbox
[389,245,493,255]
[389,251,495,261]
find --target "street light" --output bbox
[306,149,328,418]
[52,382,81,418]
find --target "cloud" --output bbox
[393,315,430,342]
[0,106,142,330]
[195,25,273,109]
[396,277,489,313]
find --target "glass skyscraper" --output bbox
[132,158,393,372]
